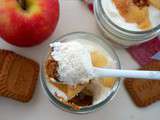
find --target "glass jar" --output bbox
[94,0,160,47]
[40,32,121,114]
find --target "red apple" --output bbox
[0,0,59,47]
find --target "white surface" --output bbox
[0,0,160,120]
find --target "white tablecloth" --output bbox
[0,0,159,120]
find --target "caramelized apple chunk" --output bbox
[113,0,151,30]
[91,51,116,88]
[149,0,160,9]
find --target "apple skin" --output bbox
[0,0,59,47]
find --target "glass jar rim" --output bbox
[95,0,160,35]
[40,32,121,114]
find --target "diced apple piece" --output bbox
[91,51,116,88]
[113,0,151,30]
[149,0,160,9]
[51,82,87,100]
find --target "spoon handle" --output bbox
[93,68,160,80]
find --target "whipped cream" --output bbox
[50,41,93,85]
[47,39,117,105]
[101,0,160,31]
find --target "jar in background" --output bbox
[94,0,160,47]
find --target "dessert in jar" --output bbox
[94,0,160,47]
[41,32,121,113]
